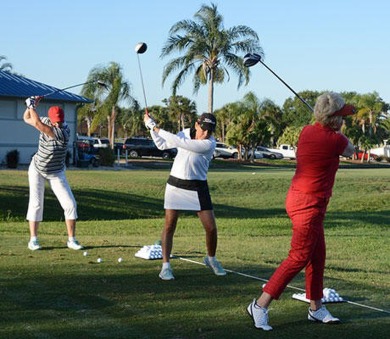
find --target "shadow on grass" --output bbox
[1,184,389,228]
[1,258,388,338]
[325,210,390,228]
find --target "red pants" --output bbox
[263,187,329,300]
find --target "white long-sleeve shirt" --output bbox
[150,128,215,181]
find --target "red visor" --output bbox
[332,104,356,117]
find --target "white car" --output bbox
[213,142,239,159]
[77,136,110,149]
[92,137,110,148]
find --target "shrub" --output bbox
[6,149,19,168]
[98,147,115,166]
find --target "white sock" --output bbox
[30,236,38,242]
[68,236,76,242]
[208,255,217,263]
[162,262,171,270]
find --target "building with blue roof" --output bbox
[0,70,92,165]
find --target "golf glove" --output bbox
[25,97,36,109]
[145,117,156,130]
[25,96,41,109]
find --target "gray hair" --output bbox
[314,92,345,129]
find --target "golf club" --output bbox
[244,53,314,112]
[38,80,108,99]
[135,42,148,111]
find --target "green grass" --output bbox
[0,162,389,338]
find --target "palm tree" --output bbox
[161,3,262,114]
[214,105,234,142]
[118,102,144,138]
[81,62,134,147]
[351,92,386,162]
[162,95,197,132]
[257,98,284,146]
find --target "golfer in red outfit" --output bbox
[247,92,356,331]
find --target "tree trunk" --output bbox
[85,116,92,137]
[110,105,117,148]
[107,116,111,139]
[180,113,185,131]
[208,72,214,114]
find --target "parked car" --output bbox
[213,142,239,159]
[113,138,125,156]
[76,138,93,153]
[77,152,100,167]
[249,146,283,159]
[77,136,110,152]
[267,144,296,159]
[92,137,110,148]
[122,137,177,159]
[75,137,100,167]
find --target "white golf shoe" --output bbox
[159,267,175,280]
[28,239,42,251]
[203,256,226,276]
[67,239,84,250]
[308,306,340,324]
[247,299,273,331]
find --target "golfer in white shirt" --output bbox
[144,112,226,280]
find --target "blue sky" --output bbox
[2,0,389,113]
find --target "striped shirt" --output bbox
[33,117,70,174]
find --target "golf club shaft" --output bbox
[259,61,314,112]
[42,80,98,98]
[136,54,148,109]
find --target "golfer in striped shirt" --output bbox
[144,112,226,280]
[23,97,83,251]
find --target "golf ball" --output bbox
[97,258,103,263]
[118,257,123,263]
[83,251,88,256]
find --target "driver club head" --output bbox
[135,42,147,54]
[243,53,262,67]
[96,80,108,89]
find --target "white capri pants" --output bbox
[26,162,78,221]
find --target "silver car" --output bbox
[250,146,283,159]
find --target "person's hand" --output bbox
[144,115,156,130]
[25,96,41,109]
[25,97,36,109]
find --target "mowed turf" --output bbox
[0,163,389,338]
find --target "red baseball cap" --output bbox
[48,106,64,123]
[332,104,356,117]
